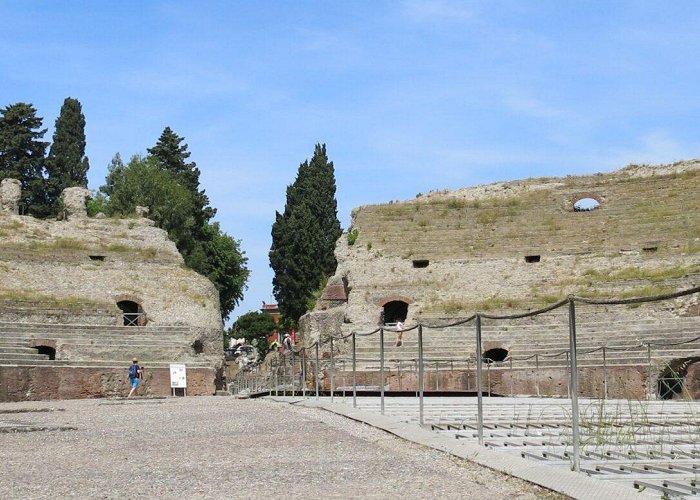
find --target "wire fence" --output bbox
[231,285,700,473]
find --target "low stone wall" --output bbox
[330,365,651,399]
[0,365,217,401]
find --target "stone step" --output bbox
[0,352,49,360]
[0,346,41,354]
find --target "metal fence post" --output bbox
[535,354,540,397]
[602,346,607,400]
[509,357,514,397]
[398,360,402,391]
[466,358,471,391]
[380,327,385,415]
[315,342,320,400]
[475,315,484,446]
[352,333,357,408]
[567,298,581,473]
[418,324,425,425]
[330,336,335,403]
[565,351,570,398]
[487,363,491,397]
[302,348,307,399]
[646,343,652,401]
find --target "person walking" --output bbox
[127,358,143,397]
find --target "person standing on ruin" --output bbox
[127,358,143,397]
[394,319,405,347]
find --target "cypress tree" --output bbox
[0,102,48,216]
[269,143,342,321]
[46,97,90,214]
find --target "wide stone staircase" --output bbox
[340,315,700,371]
[0,322,215,369]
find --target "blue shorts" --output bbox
[130,378,141,389]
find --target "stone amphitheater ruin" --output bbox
[301,159,700,400]
[0,179,224,401]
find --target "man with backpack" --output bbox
[127,358,143,397]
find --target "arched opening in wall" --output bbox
[383,300,408,325]
[35,345,56,360]
[657,357,699,400]
[524,255,541,263]
[192,340,204,354]
[573,198,601,212]
[482,347,509,363]
[117,300,145,326]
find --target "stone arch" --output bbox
[114,294,147,326]
[377,295,413,325]
[570,192,603,212]
[483,347,509,363]
[657,357,700,400]
[30,339,57,360]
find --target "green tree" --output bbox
[97,153,249,321]
[187,222,250,321]
[147,126,215,230]
[45,97,90,215]
[269,143,342,322]
[0,102,48,216]
[227,311,277,358]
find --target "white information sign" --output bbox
[169,364,187,389]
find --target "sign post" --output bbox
[170,363,187,396]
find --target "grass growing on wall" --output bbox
[0,289,110,311]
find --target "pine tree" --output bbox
[269,143,342,321]
[147,127,215,229]
[0,102,48,215]
[46,97,90,214]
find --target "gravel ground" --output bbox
[0,397,564,499]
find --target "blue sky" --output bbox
[2,1,699,324]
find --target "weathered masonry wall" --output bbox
[0,183,225,401]
[321,160,700,333]
[0,365,216,401]
[302,160,700,398]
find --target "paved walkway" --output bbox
[0,396,560,499]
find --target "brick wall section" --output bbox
[0,366,216,401]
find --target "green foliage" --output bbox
[147,127,216,230]
[104,155,198,247]
[86,192,110,217]
[96,133,249,321]
[269,143,342,321]
[187,222,249,321]
[228,311,277,358]
[45,97,89,216]
[0,102,49,216]
[347,228,358,245]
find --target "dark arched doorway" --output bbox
[36,345,56,360]
[483,347,509,363]
[117,300,145,326]
[383,300,408,325]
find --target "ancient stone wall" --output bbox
[310,160,700,337]
[301,160,700,397]
[0,183,225,401]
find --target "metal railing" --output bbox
[231,285,700,473]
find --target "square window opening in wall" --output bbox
[89,255,106,261]
[525,255,541,263]
[412,259,429,268]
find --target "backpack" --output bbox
[129,364,140,379]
